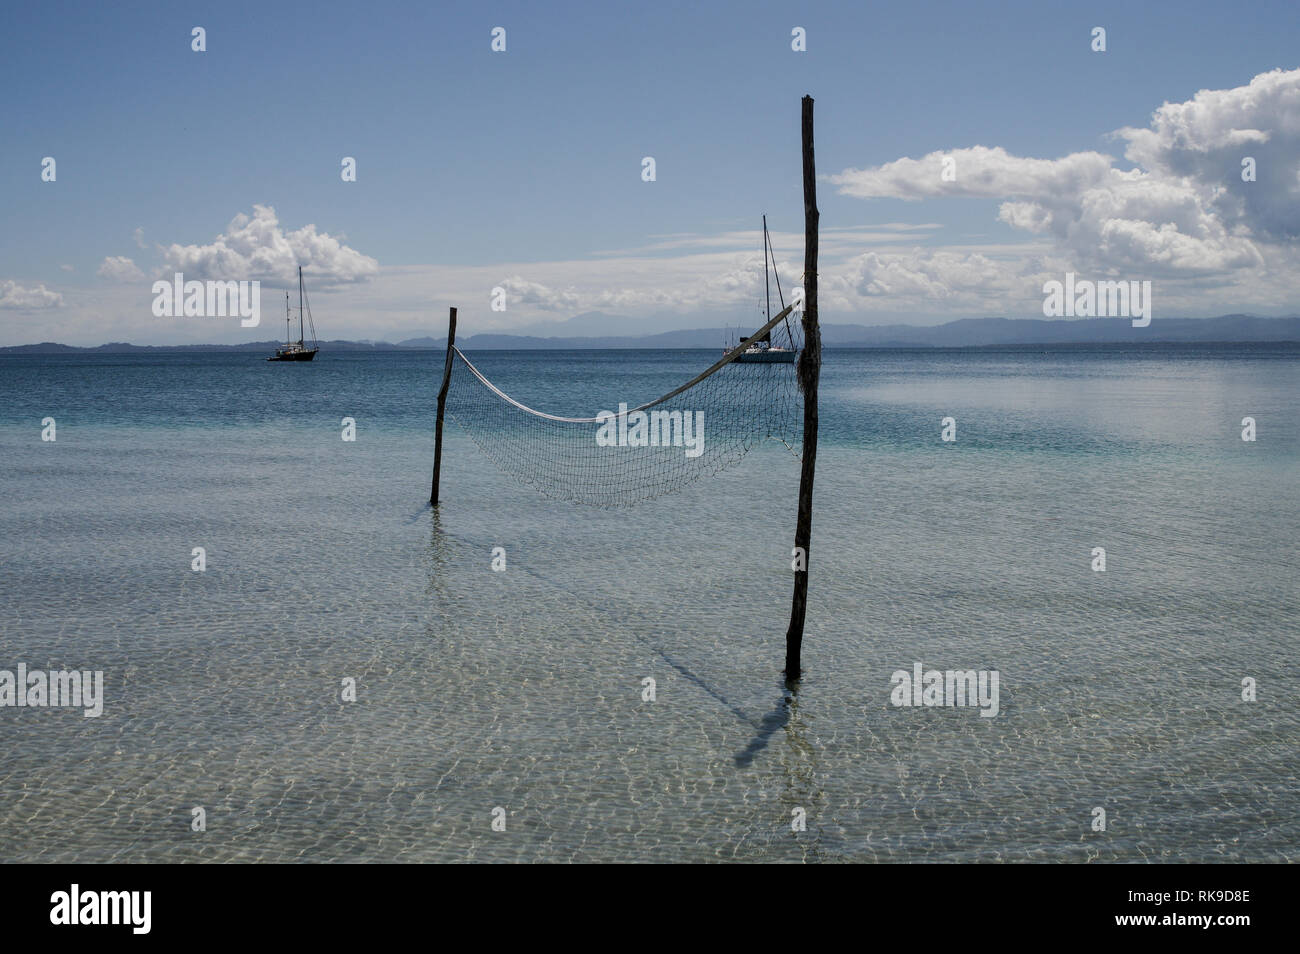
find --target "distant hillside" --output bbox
[828,314,1300,347]
[405,314,1300,349]
[0,339,409,354]
[5,314,1299,354]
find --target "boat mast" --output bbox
[763,215,771,322]
[285,292,291,347]
[762,215,772,344]
[298,266,305,347]
[765,219,793,350]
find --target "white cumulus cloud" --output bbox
[158,204,379,287]
[97,256,145,282]
[0,280,63,309]
[828,68,1300,280]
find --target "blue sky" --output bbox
[2,0,1299,344]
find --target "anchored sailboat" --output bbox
[268,266,319,362]
[729,215,797,364]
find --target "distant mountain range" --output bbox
[4,314,1298,354]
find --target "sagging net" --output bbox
[443,304,805,508]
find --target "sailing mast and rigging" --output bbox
[729,216,797,364]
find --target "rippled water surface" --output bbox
[0,345,1296,862]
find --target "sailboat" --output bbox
[729,215,797,364]
[268,266,319,361]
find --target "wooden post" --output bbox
[785,96,820,681]
[430,307,458,506]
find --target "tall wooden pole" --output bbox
[430,307,457,506]
[785,95,820,681]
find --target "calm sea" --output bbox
[1,344,1296,862]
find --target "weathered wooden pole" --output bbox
[430,306,458,506]
[785,95,820,681]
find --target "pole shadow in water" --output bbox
[734,680,798,768]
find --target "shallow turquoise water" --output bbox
[0,345,1296,862]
